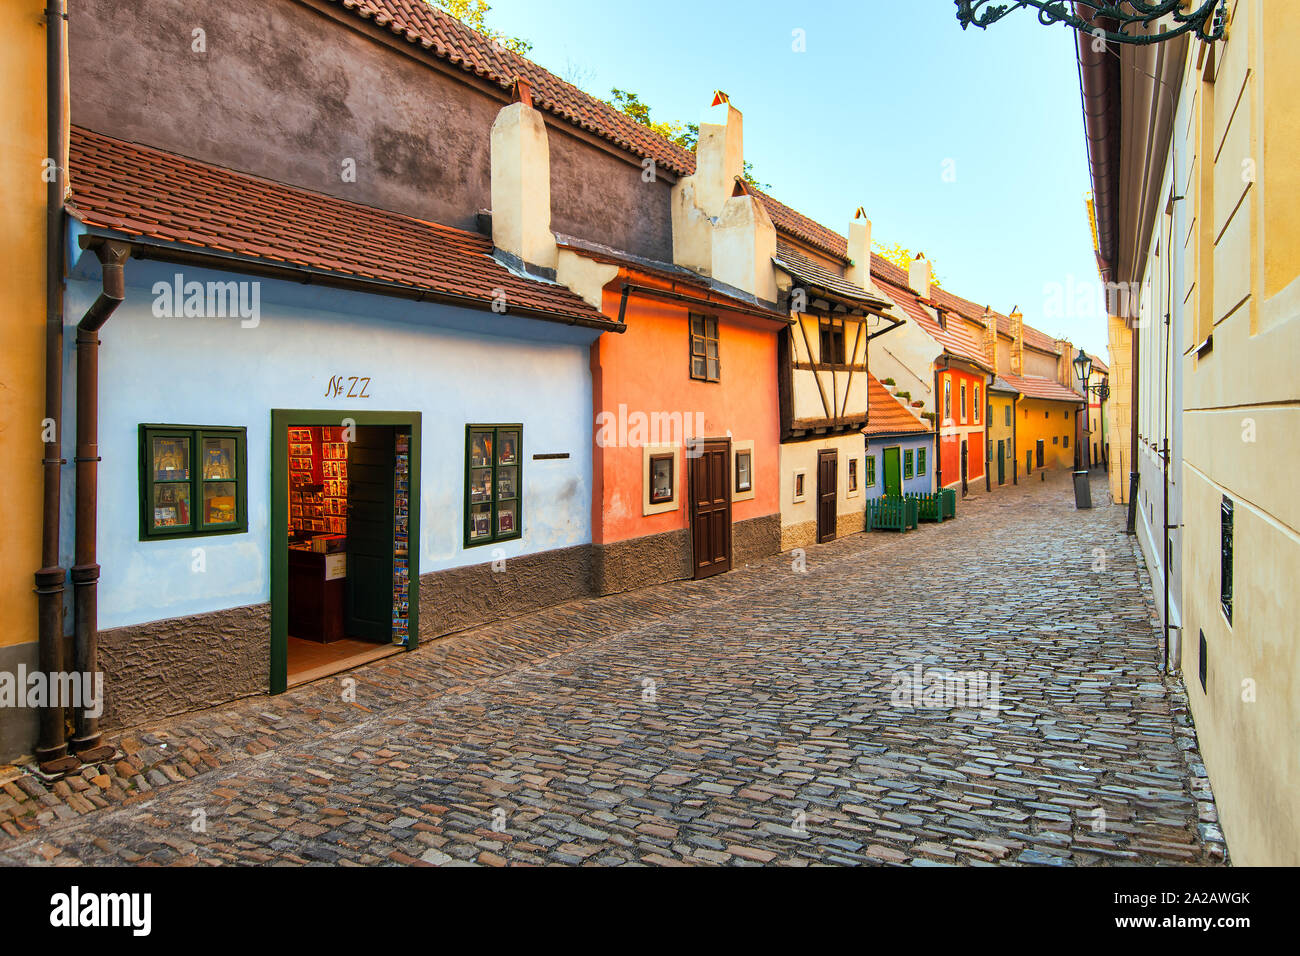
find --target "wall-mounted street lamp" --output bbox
[954,0,1228,46]
[1073,347,1109,402]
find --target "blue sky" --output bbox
[481,0,1108,356]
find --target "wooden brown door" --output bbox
[816,449,837,543]
[689,440,732,579]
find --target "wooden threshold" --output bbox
[286,636,404,688]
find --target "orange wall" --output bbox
[592,278,781,544]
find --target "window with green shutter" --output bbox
[466,425,522,547]
[139,425,247,540]
[904,449,914,479]
[866,455,876,487]
[917,448,927,475]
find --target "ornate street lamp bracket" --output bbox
[954,1,1227,46]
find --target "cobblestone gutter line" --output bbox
[1127,535,1229,863]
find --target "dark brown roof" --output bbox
[773,243,889,310]
[864,374,931,437]
[67,126,614,326]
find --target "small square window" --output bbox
[819,319,846,364]
[650,453,674,504]
[794,471,806,501]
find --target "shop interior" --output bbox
[285,424,411,685]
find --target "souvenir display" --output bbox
[391,430,411,645]
[152,436,189,483]
[152,482,191,529]
[288,425,348,537]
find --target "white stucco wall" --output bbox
[62,256,599,630]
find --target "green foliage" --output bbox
[430,0,532,54]
[873,241,943,288]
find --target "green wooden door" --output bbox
[345,425,395,642]
[883,446,902,497]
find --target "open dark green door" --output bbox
[883,446,902,497]
[345,425,395,642]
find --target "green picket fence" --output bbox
[941,487,957,519]
[866,495,918,532]
[907,491,944,523]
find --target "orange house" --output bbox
[575,250,786,593]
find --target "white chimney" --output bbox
[845,207,872,291]
[490,84,557,272]
[693,92,744,219]
[712,183,778,302]
[908,253,932,298]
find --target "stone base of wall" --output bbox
[0,640,40,762]
[593,528,692,596]
[418,544,594,639]
[98,603,271,730]
[734,512,781,568]
[780,511,864,552]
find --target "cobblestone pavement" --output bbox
[0,472,1226,866]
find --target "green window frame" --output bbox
[465,424,522,547]
[917,448,927,475]
[865,455,877,487]
[903,449,914,479]
[139,424,247,540]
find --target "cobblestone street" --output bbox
[0,473,1225,866]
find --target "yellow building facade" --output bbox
[0,2,55,759]
[1015,400,1077,477]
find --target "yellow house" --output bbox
[1011,389,1084,477]
[1078,0,1300,864]
[986,380,1017,486]
[0,2,58,761]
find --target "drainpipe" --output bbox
[1126,318,1140,534]
[34,0,74,772]
[69,239,129,760]
[1011,395,1019,485]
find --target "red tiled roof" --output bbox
[329,1,1051,357]
[871,272,991,370]
[1000,372,1085,404]
[1088,352,1109,373]
[332,0,696,177]
[67,126,614,326]
[864,373,931,437]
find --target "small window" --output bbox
[1221,496,1233,624]
[865,456,877,487]
[903,449,914,479]
[735,450,752,494]
[943,379,952,421]
[794,472,806,500]
[959,383,968,424]
[1063,434,1070,449]
[987,440,993,461]
[466,425,522,547]
[847,457,858,492]
[140,425,246,539]
[819,319,846,364]
[974,386,982,424]
[689,313,720,382]
[917,449,926,475]
[1005,405,1011,427]
[649,453,674,504]
[1052,436,1059,445]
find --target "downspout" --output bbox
[34,0,74,772]
[933,364,946,492]
[69,238,129,760]
[1012,394,1019,485]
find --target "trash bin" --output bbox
[1073,470,1093,509]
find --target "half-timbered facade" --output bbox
[773,215,904,549]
